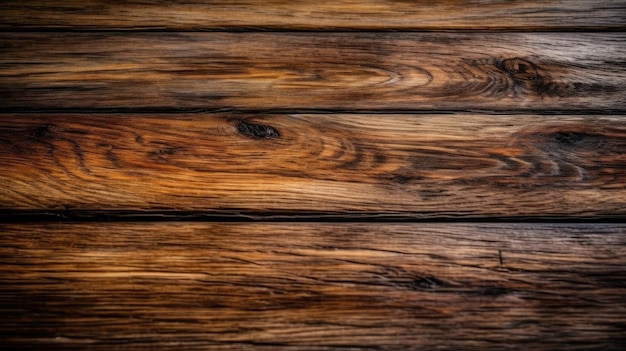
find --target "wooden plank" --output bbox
[1,0,625,30]
[1,113,625,218]
[1,33,624,112]
[1,222,624,350]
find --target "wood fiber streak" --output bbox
[1,0,625,30]
[1,33,624,111]
[1,222,624,350]
[1,114,625,217]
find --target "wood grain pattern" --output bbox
[1,33,624,111]
[1,222,624,350]
[1,0,625,30]
[1,114,625,218]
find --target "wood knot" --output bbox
[553,131,592,146]
[549,131,606,150]
[517,125,609,153]
[499,58,539,81]
[30,125,51,138]
[376,267,450,291]
[237,120,280,139]
[409,275,447,289]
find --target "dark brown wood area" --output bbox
[1,223,625,350]
[0,1,624,350]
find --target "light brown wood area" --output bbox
[1,114,625,217]
[1,0,625,30]
[1,33,624,111]
[1,222,625,350]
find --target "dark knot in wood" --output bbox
[553,131,596,147]
[30,125,51,138]
[237,120,280,139]
[499,58,539,81]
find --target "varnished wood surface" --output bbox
[1,0,625,31]
[1,222,624,350]
[1,114,625,218]
[1,33,624,112]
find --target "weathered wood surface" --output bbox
[1,0,625,30]
[1,222,624,350]
[1,114,625,218]
[1,0,624,349]
[1,33,624,112]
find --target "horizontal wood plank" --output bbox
[1,113,625,218]
[1,33,624,111]
[1,222,624,350]
[1,0,625,30]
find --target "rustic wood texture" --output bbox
[1,113,625,218]
[1,0,625,30]
[1,222,624,350]
[1,33,624,112]
[2,1,624,349]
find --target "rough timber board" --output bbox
[1,33,624,112]
[1,222,625,350]
[1,114,625,218]
[1,0,625,30]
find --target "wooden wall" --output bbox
[1,1,625,349]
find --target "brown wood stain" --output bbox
[0,1,625,350]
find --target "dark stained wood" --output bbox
[1,222,624,350]
[1,0,625,30]
[1,33,624,112]
[1,113,625,218]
